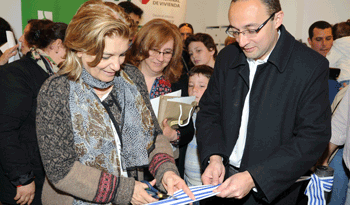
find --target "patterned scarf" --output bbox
[30,47,59,75]
[69,69,155,204]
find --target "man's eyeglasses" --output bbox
[226,12,276,38]
[149,49,173,59]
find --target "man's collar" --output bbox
[267,25,296,73]
[247,29,281,65]
[229,25,296,73]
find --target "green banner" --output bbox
[21,0,88,29]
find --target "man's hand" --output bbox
[131,180,158,205]
[214,171,255,199]
[201,155,225,185]
[0,44,19,65]
[14,181,35,205]
[162,171,195,201]
[162,119,178,142]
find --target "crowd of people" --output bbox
[0,0,349,205]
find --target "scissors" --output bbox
[141,180,178,200]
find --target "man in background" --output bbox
[309,21,348,205]
[118,1,143,27]
[308,21,333,57]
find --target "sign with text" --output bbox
[107,0,187,26]
[21,0,186,29]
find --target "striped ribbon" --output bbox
[304,173,334,205]
[146,184,220,205]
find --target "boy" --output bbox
[163,65,213,189]
[183,65,213,188]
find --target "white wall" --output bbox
[186,1,231,34]
[2,0,349,46]
[300,0,350,43]
[1,0,22,41]
[186,0,350,45]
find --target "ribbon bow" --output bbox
[304,173,333,205]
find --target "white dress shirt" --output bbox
[229,31,280,168]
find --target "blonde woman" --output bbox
[36,1,194,205]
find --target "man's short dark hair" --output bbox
[118,1,143,18]
[308,21,332,39]
[179,23,194,33]
[231,0,281,17]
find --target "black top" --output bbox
[0,53,48,204]
[171,50,192,97]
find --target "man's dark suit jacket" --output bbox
[196,25,331,204]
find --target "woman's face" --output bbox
[140,39,174,76]
[188,41,215,66]
[19,24,31,55]
[56,44,66,65]
[79,35,129,82]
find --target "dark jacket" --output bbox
[196,25,331,204]
[171,50,192,97]
[0,53,48,204]
[176,118,195,178]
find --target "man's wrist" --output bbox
[244,171,257,191]
[208,155,223,164]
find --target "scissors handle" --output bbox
[141,180,174,200]
[141,180,159,193]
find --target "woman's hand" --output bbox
[162,119,178,142]
[131,179,158,205]
[14,181,35,205]
[162,171,195,201]
[0,44,19,65]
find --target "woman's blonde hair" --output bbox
[126,18,183,83]
[59,0,132,81]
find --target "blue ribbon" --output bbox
[304,173,333,205]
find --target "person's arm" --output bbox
[330,85,350,147]
[0,65,36,204]
[162,119,179,143]
[201,155,226,186]
[326,45,341,68]
[36,76,135,204]
[0,44,19,65]
[162,118,194,147]
[148,132,179,188]
[316,88,350,167]
[196,50,229,171]
[316,142,339,167]
[246,59,331,203]
[148,134,195,200]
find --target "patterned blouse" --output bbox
[149,76,172,99]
